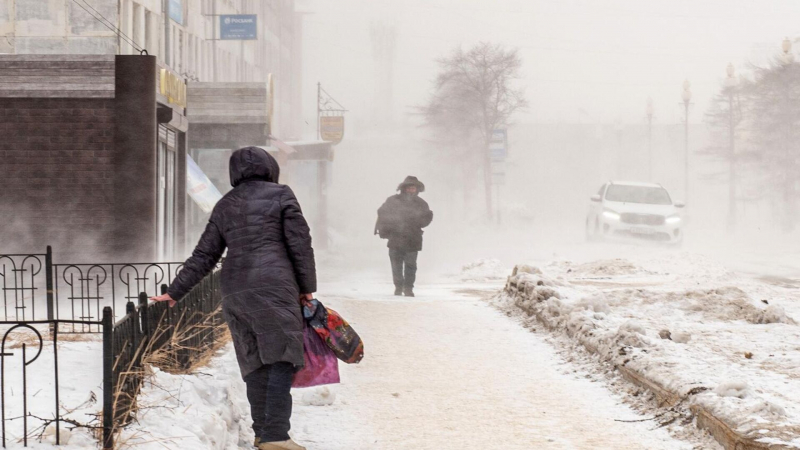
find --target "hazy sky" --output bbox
[298,0,800,134]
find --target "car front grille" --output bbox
[620,213,665,226]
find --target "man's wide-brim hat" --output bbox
[397,175,425,193]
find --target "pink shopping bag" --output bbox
[292,320,340,388]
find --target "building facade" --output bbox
[0,0,303,139]
[0,1,321,262]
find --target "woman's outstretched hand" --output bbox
[150,293,177,308]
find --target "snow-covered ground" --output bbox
[497,244,800,448]
[0,333,103,449]
[12,233,800,449]
[109,276,715,450]
[4,271,718,449]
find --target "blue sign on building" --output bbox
[168,0,183,24]
[220,15,258,40]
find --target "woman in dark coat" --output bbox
[151,147,315,450]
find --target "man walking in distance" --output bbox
[375,176,433,297]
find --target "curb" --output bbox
[503,271,792,450]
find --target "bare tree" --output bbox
[744,60,800,231]
[420,43,527,218]
[702,70,744,229]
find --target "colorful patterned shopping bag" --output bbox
[302,298,365,364]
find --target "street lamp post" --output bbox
[614,118,624,178]
[646,98,654,181]
[782,37,795,64]
[682,80,692,204]
[725,63,738,229]
[780,38,795,230]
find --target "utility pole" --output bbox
[316,82,321,140]
[726,63,738,230]
[682,79,692,204]
[646,97,654,181]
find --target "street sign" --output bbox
[490,146,506,160]
[220,15,258,40]
[489,128,507,161]
[320,116,345,145]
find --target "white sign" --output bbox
[186,155,223,213]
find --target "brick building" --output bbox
[0,54,187,262]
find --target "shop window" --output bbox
[157,125,178,261]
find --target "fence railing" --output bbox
[53,262,184,333]
[0,317,105,448]
[1,251,224,449]
[0,253,49,324]
[108,271,223,445]
[0,248,184,332]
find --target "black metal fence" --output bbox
[0,317,105,448]
[107,271,223,447]
[0,247,184,332]
[0,252,48,324]
[0,251,224,449]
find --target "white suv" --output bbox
[586,181,684,244]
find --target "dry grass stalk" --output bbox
[105,306,228,448]
[142,307,229,375]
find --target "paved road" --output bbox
[289,280,696,450]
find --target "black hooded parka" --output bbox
[167,146,316,378]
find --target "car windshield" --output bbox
[604,185,672,205]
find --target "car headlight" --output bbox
[665,215,681,225]
[602,210,621,221]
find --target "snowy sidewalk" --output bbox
[111,280,698,449]
[286,281,693,450]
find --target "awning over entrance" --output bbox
[260,140,333,162]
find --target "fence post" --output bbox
[102,307,114,450]
[138,292,149,335]
[46,246,54,322]
[138,292,149,347]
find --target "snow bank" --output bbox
[458,258,509,281]
[498,260,800,449]
[118,347,254,449]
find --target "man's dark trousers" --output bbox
[389,248,418,290]
[244,362,294,442]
